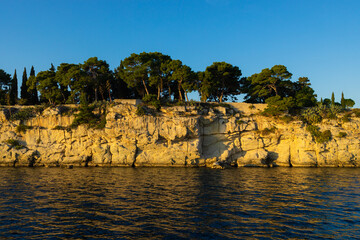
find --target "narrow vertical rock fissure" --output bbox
[132,140,138,168]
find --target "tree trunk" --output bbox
[168,85,171,101]
[108,89,112,102]
[157,86,161,100]
[178,81,183,102]
[94,88,98,102]
[219,92,223,103]
[142,79,149,95]
[182,86,189,102]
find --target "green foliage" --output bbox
[302,103,342,124]
[16,124,33,133]
[338,132,347,138]
[168,60,198,102]
[71,96,107,129]
[36,65,63,105]
[136,105,146,116]
[26,66,39,105]
[142,94,161,110]
[53,125,71,131]
[20,67,30,105]
[242,65,293,103]
[263,96,295,116]
[242,67,316,114]
[0,69,12,105]
[118,52,173,100]
[4,139,24,149]
[344,99,355,109]
[9,69,18,105]
[199,62,242,102]
[306,125,332,143]
[10,108,36,121]
[81,57,113,102]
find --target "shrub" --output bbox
[70,103,97,128]
[302,108,322,124]
[338,132,347,138]
[4,139,24,149]
[16,124,33,133]
[306,125,332,143]
[58,105,71,115]
[136,105,146,116]
[142,94,161,110]
[316,130,332,143]
[263,96,295,116]
[10,108,36,121]
[53,125,71,131]
[95,118,106,129]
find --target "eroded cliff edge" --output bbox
[1,102,360,168]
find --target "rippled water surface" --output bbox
[1,167,360,239]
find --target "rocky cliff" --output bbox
[1,102,360,168]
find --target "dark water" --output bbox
[1,168,360,239]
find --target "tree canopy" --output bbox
[0,69,11,105]
[199,62,242,102]
[0,52,356,114]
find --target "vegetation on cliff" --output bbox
[0,52,356,126]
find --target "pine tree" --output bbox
[27,66,38,104]
[331,92,335,105]
[9,69,18,105]
[341,92,345,109]
[20,67,30,104]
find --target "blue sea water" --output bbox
[0,167,360,239]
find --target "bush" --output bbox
[142,94,161,110]
[4,139,24,149]
[136,105,146,116]
[10,108,36,121]
[53,125,71,131]
[16,124,33,133]
[338,132,347,138]
[71,103,97,128]
[306,125,332,143]
[263,96,295,116]
[58,105,71,115]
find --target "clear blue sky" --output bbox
[1,0,359,105]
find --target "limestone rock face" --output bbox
[1,103,360,167]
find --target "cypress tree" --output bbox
[331,92,335,105]
[9,69,18,105]
[20,67,29,104]
[341,92,345,109]
[28,66,38,104]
